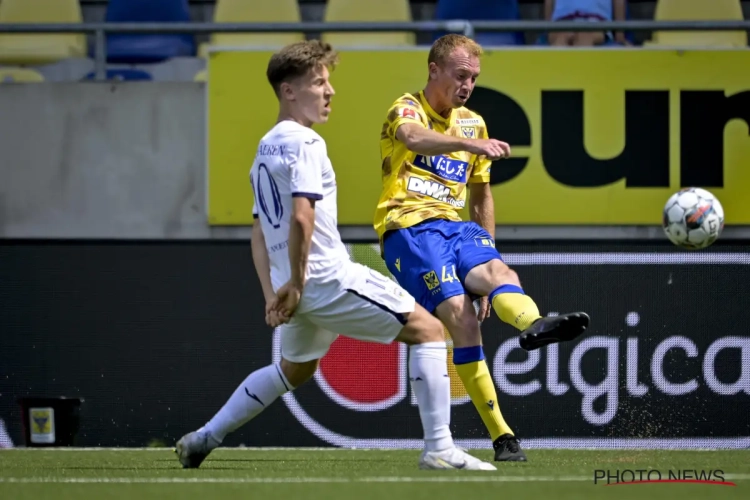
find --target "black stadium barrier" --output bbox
[0,241,748,448]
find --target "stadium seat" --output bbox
[104,0,196,64]
[83,69,154,81]
[322,0,415,47]
[434,0,524,46]
[200,0,304,57]
[650,0,747,47]
[0,67,45,83]
[0,0,86,66]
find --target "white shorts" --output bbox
[280,262,416,363]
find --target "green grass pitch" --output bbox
[1,448,748,500]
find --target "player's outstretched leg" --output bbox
[175,360,315,469]
[467,260,590,352]
[395,303,496,471]
[465,258,589,460]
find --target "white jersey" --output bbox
[250,121,350,291]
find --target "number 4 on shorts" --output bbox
[441,265,458,283]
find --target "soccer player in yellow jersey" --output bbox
[374,35,591,462]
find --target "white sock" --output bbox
[203,363,293,442]
[409,342,454,452]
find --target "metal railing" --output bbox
[0,20,748,81]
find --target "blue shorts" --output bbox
[382,219,503,313]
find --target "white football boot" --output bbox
[175,429,220,469]
[419,447,497,471]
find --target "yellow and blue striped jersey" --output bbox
[373,90,491,239]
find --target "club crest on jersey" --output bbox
[423,270,440,291]
[412,155,468,183]
[461,127,476,138]
[400,107,417,119]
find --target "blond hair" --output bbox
[266,40,339,95]
[428,34,483,65]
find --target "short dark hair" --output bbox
[428,34,483,66]
[266,40,339,95]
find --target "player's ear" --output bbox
[428,61,439,80]
[279,81,295,102]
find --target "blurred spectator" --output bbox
[544,0,630,46]
[434,0,524,46]
[0,418,13,448]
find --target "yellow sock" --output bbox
[453,347,513,441]
[490,284,542,331]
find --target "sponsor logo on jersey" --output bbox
[456,118,481,126]
[412,155,469,183]
[406,177,466,208]
[400,107,417,119]
[407,177,449,200]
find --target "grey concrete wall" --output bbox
[0,83,214,239]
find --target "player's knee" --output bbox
[280,358,319,387]
[490,260,520,287]
[434,295,466,328]
[436,295,481,347]
[453,308,483,347]
[397,306,445,345]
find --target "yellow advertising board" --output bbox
[207,49,750,225]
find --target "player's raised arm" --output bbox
[395,122,511,160]
[384,99,466,156]
[395,122,469,156]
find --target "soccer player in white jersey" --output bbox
[175,41,495,471]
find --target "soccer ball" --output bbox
[662,188,724,249]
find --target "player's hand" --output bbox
[265,296,289,327]
[265,309,288,328]
[467,139,511,161]
[476,296,491,323]
[272,281,303,320]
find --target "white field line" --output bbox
[2,442,750,452]
[0,475,749,484]
[0,447,342,452]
